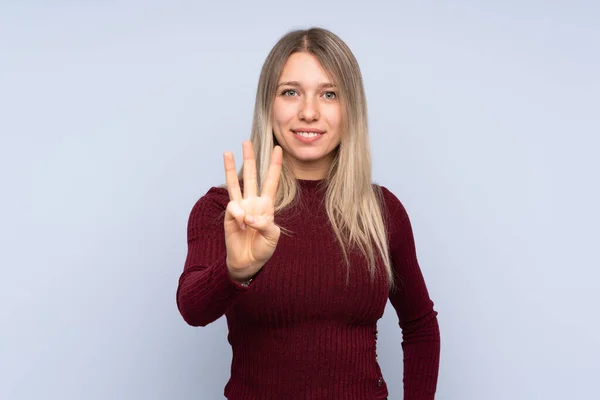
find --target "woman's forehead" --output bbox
[278,53,336,86]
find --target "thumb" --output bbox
[244,214,280,242]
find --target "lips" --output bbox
[291,128,325,135]
[292,129,324,143]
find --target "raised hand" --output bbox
[223,141,283,283]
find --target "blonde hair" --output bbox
[240,27,394,288]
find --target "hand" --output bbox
[223,140,283,283]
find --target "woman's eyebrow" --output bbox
[277,81,336,89]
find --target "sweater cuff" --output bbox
[211,252,253,292]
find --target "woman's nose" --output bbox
[299,97,319,121]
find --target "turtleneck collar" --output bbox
[296,178,326,190]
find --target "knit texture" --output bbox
[176,179,440,399]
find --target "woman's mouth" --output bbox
[291,129,325,143]
[292,130,324,143]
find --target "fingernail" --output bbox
[246,215,255,224]
[240,222,246,230]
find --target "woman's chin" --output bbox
[287,149,334,165]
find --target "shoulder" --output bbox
[187,185,230,228]
[192,185,229,210]
[372,184,410,231]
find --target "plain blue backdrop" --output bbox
[1,1,599,399]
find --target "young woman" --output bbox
[177,27,440,400]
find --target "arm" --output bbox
[176,187,250,327]
[381,186,441,399]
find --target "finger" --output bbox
[261,145,283,200]
[224,151,242,202]
[242,141,258,199]
[226,201,247,230]
[244,214,279,241]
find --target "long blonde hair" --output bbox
[240,27,394,288]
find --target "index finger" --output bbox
[260,145,283,200]
[223,151,242,201]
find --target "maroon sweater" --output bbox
[177,179,440,399]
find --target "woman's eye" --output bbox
[323,91,337,100]
[282,89,297,96]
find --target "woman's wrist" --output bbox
[239,277,253,287]
[227,266,255,287]
[227,258,260,286]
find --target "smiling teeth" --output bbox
[296,132,320,137]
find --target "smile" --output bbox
[292,129,324,143]
[296,131,321,138]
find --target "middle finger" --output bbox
[242,140,258,199]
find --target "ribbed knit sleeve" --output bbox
[380,186,441,400]
[176,187,250,327]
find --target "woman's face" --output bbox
[271,52,342,180]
